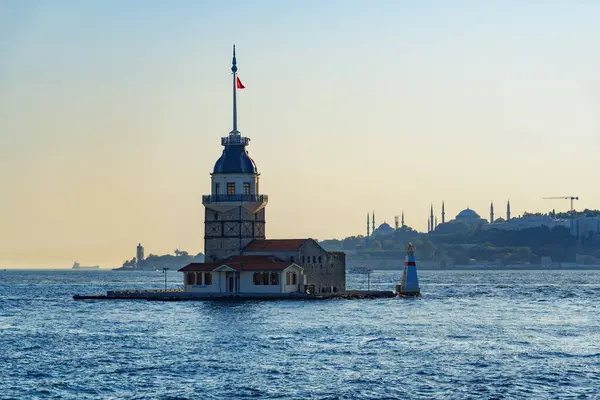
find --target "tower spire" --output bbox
[507,199,511,221]
[231,45,240,135]
[367,212,370,237]
[401,211,405,227]
[490,201,494,224]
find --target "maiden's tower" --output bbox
[179,47,347,296]
[202,46,267,262]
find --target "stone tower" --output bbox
[203,46,268,262]
[136,243,144,262]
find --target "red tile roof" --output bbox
[243,239,311,252]
[179,255,299,272]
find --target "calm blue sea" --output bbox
[1,269,599,399]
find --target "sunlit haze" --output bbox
[1,1,599,268]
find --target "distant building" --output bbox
[371,222,395,237]
[435,207,488,233]
[570,217,600,239]
[179,47,345,296]
[482,215,570,232]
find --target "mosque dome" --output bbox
[372,222,395,236]
[455,208,481,221]
[213,143,258,174]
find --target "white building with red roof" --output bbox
[180,255,305,295]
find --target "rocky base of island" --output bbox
[73,289,396,301]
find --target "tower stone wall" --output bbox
[204,206,266,262]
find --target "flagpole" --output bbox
[231,44,239,135]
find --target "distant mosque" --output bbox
[363,197,600,240]
[363,201,514,240]
[429,200,512,233]
[364,211,408,248]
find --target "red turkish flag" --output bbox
[236,76,245,89]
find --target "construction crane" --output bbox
[542,196,579,211]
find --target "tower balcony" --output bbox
[202,194,268,213]
[203,194,267,203]
[221,135,250,146]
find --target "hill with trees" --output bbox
[320,220,600,266]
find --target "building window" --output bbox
[313,256,317,263]
[318,256,322,263]
[302,256,305,263]
[214,212,219,220]
[292,272,297,285]
[196,272,202,285]
[215,183,220,196]
[270,272,279,285]
[186,273,194,285]
[291,256,295,263]
[243,183,250,196]
[286,271,291,285]
[204,272,212,285]
[252,272,275,285]
[227,183,235,195]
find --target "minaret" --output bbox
[430,204,434,233]
[401,211,405,228]
[365,212,370,249]
[394,215,399,230]
[490,201,494,224]
[435,216,438,229]
[202,46,268,262]
[372,211,375,232]
[441,201,445,224]
[427,218,431,233]
[507,199,511,221]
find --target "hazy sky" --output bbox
[1,1,600,267]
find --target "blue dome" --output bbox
[213,143,258,174]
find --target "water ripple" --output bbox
[1,269,600,399]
